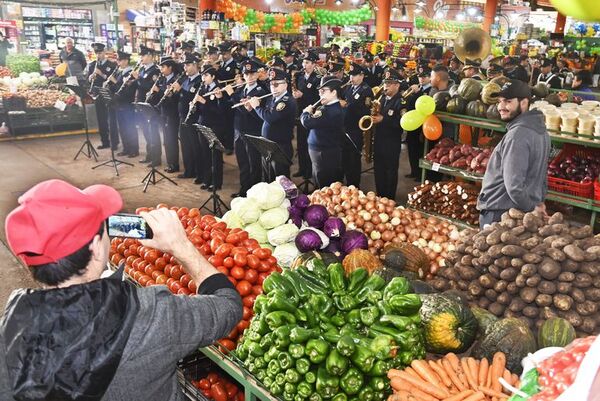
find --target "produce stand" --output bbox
[5,106,84,136]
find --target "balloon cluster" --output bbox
[400,95,442,141]
[414,16,480,33]
[550,0,600,22]
[216,0,372,33]
[594,23,600,33]
[574,22,588,36]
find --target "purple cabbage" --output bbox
[276,176,299,199]
[323,217,346,239]
[340,230,369,255]
[293,194,310,210]
[324,238,344,260]
[289,213,303,228]
[303,205,329,229]
[295,227,330,252]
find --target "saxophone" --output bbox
[358,85,384,163]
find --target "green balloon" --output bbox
[401,110,427,131]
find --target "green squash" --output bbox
[446,96,467,115]
[537,318,576,349]
[490,76,510,87]
[419,293,479,354]
[291,251,339,270]
[466,100,487,118]
[410,279,436,294]
[481,82,501,105]
[373,266,405,282]
[457,78,483,101]
[486,104,501,120]
[531,83,550,99]
[471,318,537,374]
[433,91,451,112]
[449,84,460,98]
[471,306,499,337]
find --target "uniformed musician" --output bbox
[293,51,321,179]
[300,76,345,188]
[341,63,373,187]
[486,64,504,81]
[247,68,297,178]
[376,52,389,70]
[328,60,348,86]
[283,50,299,76]
[391,58,410,91]
[217,43,239,153]
[363,52,384,87]
[86,43,117,149]
[270,56,287,72]
[463,60,484,81]
[371,69,408,199]
[206,46,220,68]
[405,68,432,180]
[111,51,138,157]
[448,55,463,84]
[537,59,562,89]
[177,54,203,179]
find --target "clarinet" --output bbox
[154,73,185,109]
[115,61,142,96]
[182,92,200,126]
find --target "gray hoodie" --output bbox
[477,109,550,212]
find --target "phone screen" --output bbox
[107,213,153,239]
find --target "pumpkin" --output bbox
[481,82,502,105]
[410,280,436,294]
[531,82,550,99]
[433,91,451,112]
[466,100,487,118]
[537,317,576,348]
[446,96,467,115]
[457,78,483,101]
[342,248,382,274]
[419,293,479,354]
[471,318,537,374]
[383,244,429,279]
[291,251,339,270]
[471,306,499,337]
[490,76,510,87]
[486,104,501,120]
[372,266,405,282]
[545,93,562,106]
[448,84,460,98]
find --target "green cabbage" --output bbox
[273,243,300,268]
[259,207,290,230]
[267,223,300,246]
[260,243,275,251]
[247,182,286,210]
[222,210,244,229]
[231,197,261,224]
[245,222,268,243]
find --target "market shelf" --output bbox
[419,159,483,182]
[406,207,477,231]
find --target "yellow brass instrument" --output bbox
[454,28,492,64]
[358,84,384,163]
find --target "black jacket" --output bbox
[228,84,268,134]
[377,92,407,138]
[255,92,297,144]
[178,74,202,120]
[86,59,117,88]
[295,71,321,109]
[114,68,137,104]
[343,83,374,135]
[301,101,345,150]
[135,64,161,103]
[364,64,384,87]
[197,83,227,130]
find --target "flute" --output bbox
[231,92,274,109]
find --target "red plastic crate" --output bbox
[547,144,598,199]
[594,179,600,206]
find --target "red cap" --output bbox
[5,180,123,266]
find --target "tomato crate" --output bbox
[177,351,243,401]
[547,144,598,199]
[595,179,600,207]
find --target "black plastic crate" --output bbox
[177,351,243,401]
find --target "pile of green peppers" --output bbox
[234,259,426,401]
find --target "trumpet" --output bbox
[402,84,420,99]
[154,73,186,109]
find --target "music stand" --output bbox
[244,134,293,183]
[91,88,133,175]
[134,102,178,192]
[67,84,99,162]
[195,124,229,217]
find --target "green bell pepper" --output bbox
[295,357,311,375]
[278,352,293,370]
[383,277,410,302]
[327,263,346,293]
[322,329,341,343]
[306,338,330,364]
[246,329,263,342]
[368,377,386,392]
[260,332,275,349]
[326,349,349,376]
[284,382,296,394]
[370,334,397,360]
[268,359,281,376]
[247,342,264,357]
[316,366,340,399]
[270,382,283,395]
[347,268,369,293]
[235,343,248,360]
[249,316,269,335]
[295,395,306,401]
[263,273,296,297]
[319,320,336,333]
[350,344,375,373]
[305,371,317,384]
[305,257,327,277]
[289,343,306,359]
[283,391,295,401]
[387,294,422,315]
[309,393,322,401]
[266,311,297,330]
[302,305,319,328]
[285,368,301,384]
[332,394,348,401]
[369,359,392,376]
[330,313,346,327]
[355,274,386,301]
[254,357,266,369]
[283,269,311,299]
[359,306,380,326]
[297,265,330,289]
[265,291,298,313]
[253,294,269,314]
[340,367,363,395]
[336,335,356,357]
[275,372,286,385]
[376,300,393,316]
[308,294,334,316]
[256,369,266,381]
[297,381,313,398]
[263,376,274,387]
[346,309,362,327]
[290,327,319,344]
[334,295,359,311]
[363,290,383,305]
[379,314,417,330]
[373,392,385,401]
[264,347,279,363]
[295,308,308,323]
[358,387,374,401]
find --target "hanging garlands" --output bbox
[216,0,372,33]
[414,16,480,33]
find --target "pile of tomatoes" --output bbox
[109,205,281,347]
[192,372,244,401]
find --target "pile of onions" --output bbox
[310,183,460,276]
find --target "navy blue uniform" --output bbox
[374,92,407,199]
[294,71,321,178]
[342,83,373,187]
[255,92,297,178]
[364,64,384,87]
[155,73,183,171]
[217,59,240,151]
[178,74,202,178]
[86,59,117,147]
[135,64,161,164]
[113,67,139,156]
[300,102,345,188]
[406,85,432,179]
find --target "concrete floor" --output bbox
[0,132,415,310]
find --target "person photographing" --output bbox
[0,179,242,401]
[477,79,550,227]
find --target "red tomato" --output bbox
[138,275,151,287]
[252,285,263,295]
[230,266,245,280]
[132,271,143,281]
[207,373,220,384]
[177,207,189,218]
[124,266,132,276]
[170,265,183,280]
[246,254,260,270]
[217,266,229,276]
[212,222,227,232]
[257,260,271,272]
[244,269,258,284]
[169,281,182,293]
[211,383,227,401]
[210,238,224,254]
[208,255,224,267]
[233,253,247,267]
[136,261,149,272]
[225,233,240,244]
[155,257,168,270]
[228,276,238,286]
[128,245,139,256]
[225,382,239,398]
[123,249,132,258]
[155,274,168,285]
[223,257,235,268]
[218,339,236,351]
[242,294,257,308]
[198,378,211,390]
[236,280,252,296]
[177,287,192,295]
[144,250,159,264]
[266,255,278,267]
[236,319,250,332]
[110,254,123,265]
[151,270,163,281]
[242,306,252,320]
[200,244,211,256]
[226,327,239,340]
[116,243,127,254]
[188,280,198,293]
[166,278,177,287]
[201,231,211,241]
[215,243,234,258]
[188,207,200,218]
[237,392,245,401]
[257,272,269,286]
[180,274,191,288]
[252,248,271,260]
[146,280,156,286]
[144,264,156,276]
[164,264,174,277]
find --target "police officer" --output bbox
[217,43,239,154]
[537,59,562,89]
[463,60,484,81]
[300,76,345,188]
[341,63,374,187]
[86,43,117,149]
[133,45,161,165]
[293,51,321,179]
[248,68,297,178]
[371,69,408,199]
[111,51,138,157]
[226,60,267,197]
[177,53,203,179]
[363,52,384,87]
[405,68,432,180]
[283,50,299,76]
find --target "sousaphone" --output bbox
[454,28,492,65]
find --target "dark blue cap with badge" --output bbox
[303,51,319,62]
[363,52,374,62]
[207,45,218,55]
[268,68,288,82]
[117,50,131,60]
[183,53,200,64]
[271,56,286,68]
[201,64,217,75]
[242,60,260,74]
[349,62,365,75]
[139,45,155,56]
[218,43,232,53]
[91,42,105,53]
[159,56,177,67]
[318,76,343,92]
[383,68,402,83]
[283,49,295,58]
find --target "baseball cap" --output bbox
[492,79,532,99]
[5,180,122,266]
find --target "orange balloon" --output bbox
[423,115,442,141]
[458,124,472,145]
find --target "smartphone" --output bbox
[107,213,153,239]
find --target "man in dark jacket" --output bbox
[477,79,550,227]
[59,37,87,83]
[504,57,529,83]
[0,179,242,401]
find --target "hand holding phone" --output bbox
[107,213,153,239]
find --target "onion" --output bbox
[371,214,381,225]
[363,212,372,221]
[391,217,401,226]
[363,222,374,233]
[355,216,365,227]
[370,231,381,240]
[379,213,389,223]
[382,230,394,242]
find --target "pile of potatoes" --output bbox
[430,208,600,336]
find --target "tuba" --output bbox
[358,84,384,163]
[453,28,492,65]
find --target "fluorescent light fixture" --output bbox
[335,0,342,5]
[467,7,477,16]
[415,8,422,13]
[456,12,465,20]
[416,1,426,7]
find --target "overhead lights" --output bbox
[335,0,342,5]
[435,10,443,19]
[351,0,359,4]
[415,8,422,13]
[265,0,273,4]
[416,1,426,7]
[494,16,499,22]
[456,12,465,21]
[467,7,477,16]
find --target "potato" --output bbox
[477,254,493,266]
[523,212,541,233]
[500,267,518,281]
[538,225,556,238]
[508,208,525,219]
[550,237,572,249]
[539,258,561,280]
[561,310,583,328]
[522,236,541,250]
[473,236,490,251]
[520,287,538,303]
[587,245,600,257]
[457,266,479,280]
[494,280,508,293]
[540,306,558,320]
[571,225,593,240]
[493,256,511,268]
[562,259,580,273]
[478,273,497,289]
[564,244,586,262]
[511,258,524,268]
[594,275,600,289]
[551,224,569,235]
[486,230,504,246]
[558,272,575,282]
[538,280,557,295]
[468,282,484,297]
[485,288,498,300]
[515,274,527,288]
[535,294,553,307]
[488,265,501,279]
[581,317,596,334]
[510,226,527,237]
[547,212,564,225]
[574,273,593,288]
[546,248,566,262]
[571,288,586,304]
[496,292,512,306]
[523,305,539,318]
[501,245,526,257]
[431,278,449,291]
[478,297,491,309]
[530,243,550,256]
[578,262,598,276]
[500,231,519,245]
[506,282,519,295]
[457,281,469,291]
[508,298,526,312]
[501,214,517,229]
[521,264,537,277]
[488,244,504,259]
[584,288,600,301]
[526,275,542,287]
[523,253,543,264]
[441,267,459,281]
[460,254,474,265]
[553,294,574,311]
[557,282,573,294]
[472,249,482,259]
[488,302,505,316]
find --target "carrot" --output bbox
[491,353,506,392]
[389,391,410,401]
[461,358,477,390]
[406,366,424,380]
[442,358,467,392]
[502,369,512,388]
[388,369,404,379]
[478,358,489,387]
[412,360,445,389]
[486,361,493,388]
[391,370,450,400]
[429,360,453,389]
[462,392,485,401]
[445,353,461,371]
[442,390,475,401]
[469,358,480,387]
[511,373,520,387]
[479,387,509,399]
[390,378,438,401]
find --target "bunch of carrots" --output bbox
[387,352,520,401]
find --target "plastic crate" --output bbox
[595,179,600,206]
[547,144,598,199]
[2,95,27,111]
[177,352,213,401]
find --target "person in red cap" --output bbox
[0,179,242,401]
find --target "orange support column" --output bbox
[375,0,391,42]
[482,0,498,32]
[199,0,216,11]
[554,12,566,34]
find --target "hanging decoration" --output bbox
[215,0,372,33]
[549,0,600,22]
[414,16,480,33]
